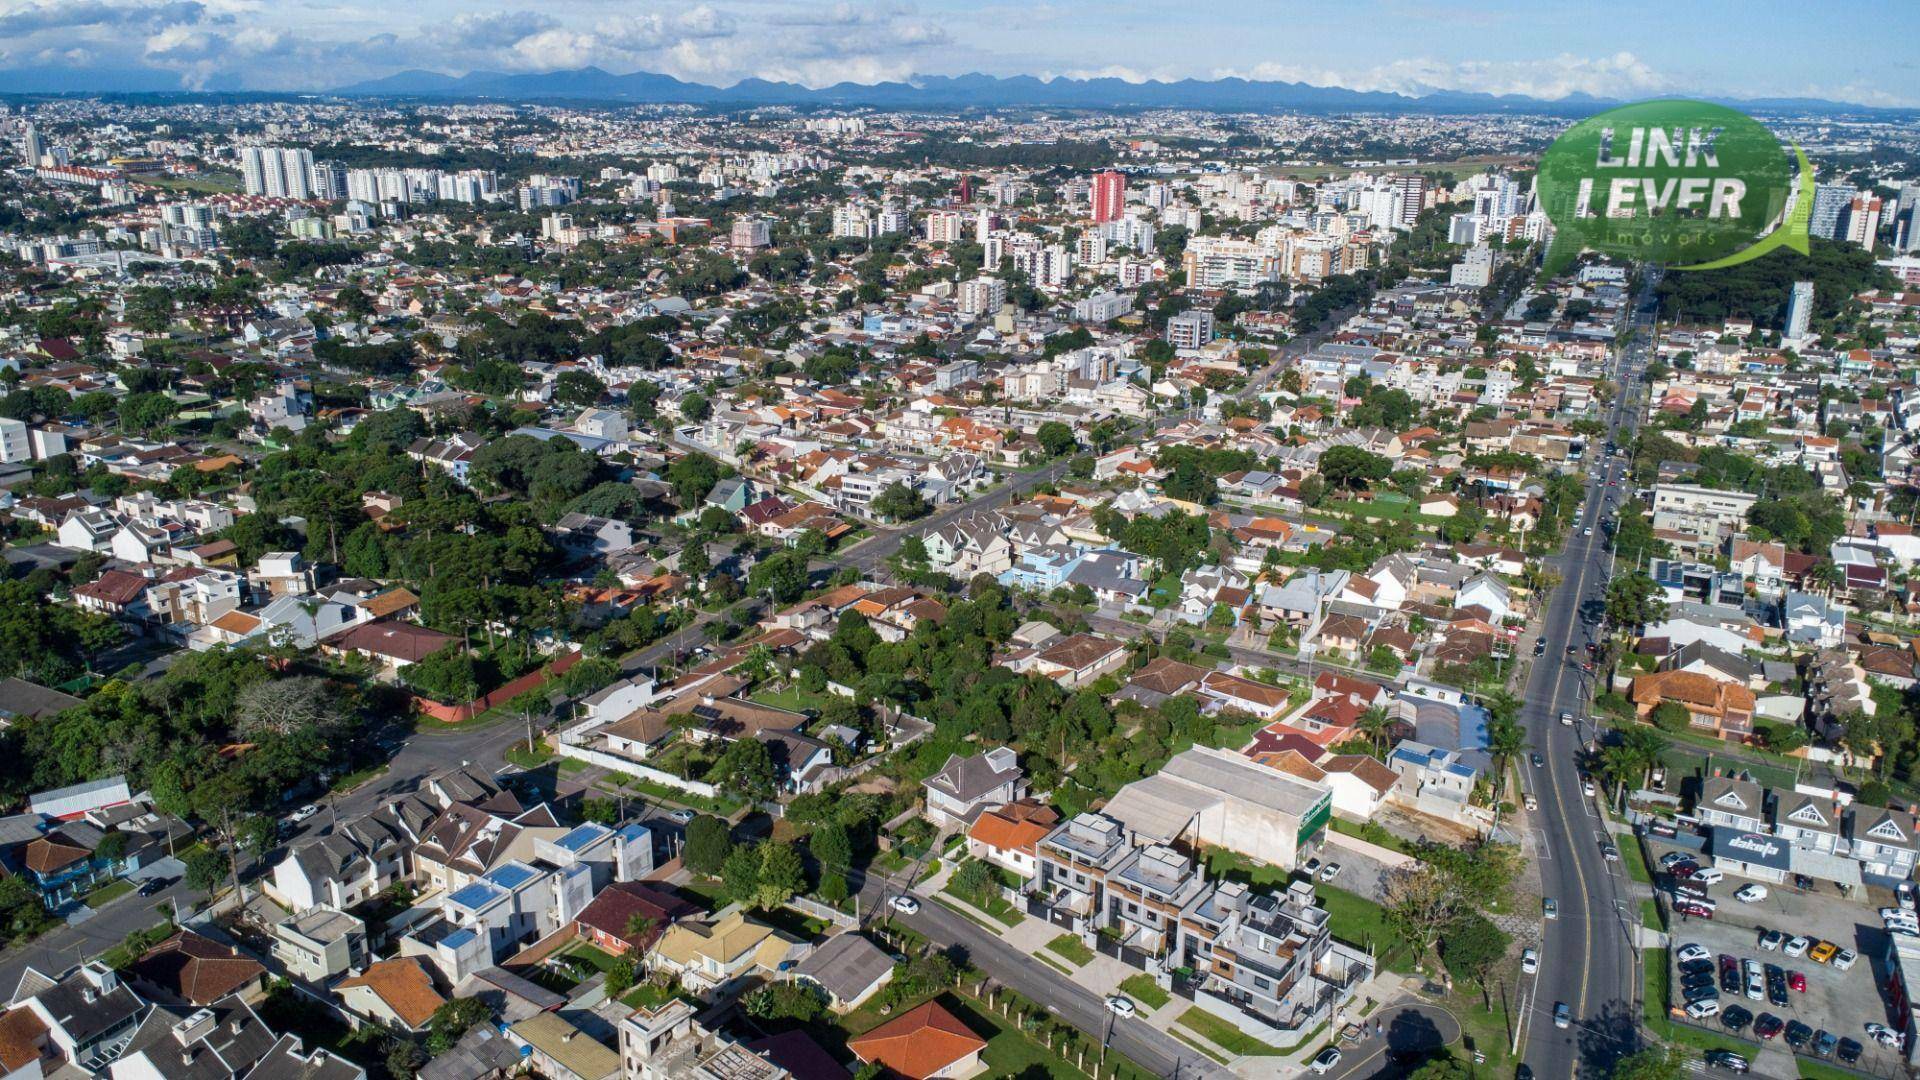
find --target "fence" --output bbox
[411,649,584,723]
[551,742,722,800]
[784,895,857,929]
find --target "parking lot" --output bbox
[1650,838,1910,1072]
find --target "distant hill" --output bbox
[0,64,1910,118]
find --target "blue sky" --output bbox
[0,0,1914,104]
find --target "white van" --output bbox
[1691,867,1725,885]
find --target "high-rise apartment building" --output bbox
[1841,194,1883,248]
[1809,183,1856,241]
[239,147,315,199]
[1785,280,1814,342]
[1091,170,1126,223]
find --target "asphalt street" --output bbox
[1518,275,1659,1078]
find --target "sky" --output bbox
[0,0,1915,106]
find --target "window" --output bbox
[1253,976,1271,991]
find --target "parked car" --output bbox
[1686,998,1721,1020]
[1742,960,1764,1001]
[289,804,320,823]
[1692,867,1725,885]
[1785,1021,1813,1049]
[136,878,167,897]
[1105,996,1136,1019]
[1754,1014,1784,1040]
[1783,935,1810,957]
[1757,928,1784,950]
[1813,1030,1837,1059]
[1719,955,1740,993]
[1838,1038,1863,1064]
[1809,941,1837,964]
[1833,948,1858,971]
[1600,842,1620,862]
[1676,944,1711,964]
[888,896,920,915]
[1308,1048,1341,1075]
[666,808,697,825]
[1582,779,1596,798]
[1901,881,1917,911]
[1734,883,1768,903]
[1787,970,1806,993]
[1675,900,1714,919]
[1304,857,1322,876]
[1704,1050,1749,1073]
[1866,1022,1903,1048]
[1683,982,1719,1004]
[1660,852,1692,869]
[1521,948,1539,975]
[1671,861,1700,880]
[1319,863,1342,882]
[1721,1005,1752,1033]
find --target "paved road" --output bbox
[1519,274,1660,1078]
[1320,1000,1465,1079]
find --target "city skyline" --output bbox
[0,0,1915,108]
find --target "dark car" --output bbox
[1765,966,1789,1007]
[1813,1030,1838,1059]
[1671,862,1699,879]
[1704,1051,1750,1074]
[1754,1013,1784,1040]
[1785,1021,1813,1048]
[1719,956,1741,993]
[1838,1038,1863,1064]
[1679,958,1714,977]
[1533,637,1547,656]
[1722,1005,1752,1033]
[136,878,167,897]
[1683,983,1719,1004]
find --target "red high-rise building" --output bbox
[1091,170,1126,223]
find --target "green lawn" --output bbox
[1201,847,1293,890]
[940,880,1024,928]
[1618,834,1653,884]
[505,742,554,769]
[1641,898,1666,932]
[747,685,837,715]
[85,879,135,908]
[1176,1006,1285,1056]
[674,880,727,911]
[1045,934,1094,967]
[1317,884,1415,973]
[560,941,621,974]
[620,981,688,1010]
[330,764,388,792]
[1117,973,1171,1012]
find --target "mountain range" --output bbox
[0,65,1909,118]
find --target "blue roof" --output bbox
[449,882,505,910]
[554,823,609,852]
[442,928,477,950]
[616,823,650,842]
[485,863,540,890]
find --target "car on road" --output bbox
[1583,527,1593,536]
[1308,1048,1342,1074]
[1734,883,1768,903]
[666,808,696,825]
[289,804,320,823]
[888,896,920,915]
[1704,1050,1749,1073]
[1319,863,1342,882]
[1552,1002,1571,1029]
[1838,1038,1863,1064]
[1521,947,1539,974]
[1533,638,1547,656]
[1559,710,1574,726]
[1721,1005,1752,1033]
[1104,996,1135,1018]
[1686,998,1721,1020]
[136,878,167,897]
[1676,943,1711,964]
[1543,897,1558,920]
[1600,842,1620,861]
[1524,793,1538,811]
[1754,1014,1784,1040]
[1530,752,1544,768]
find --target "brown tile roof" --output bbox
[1629,670,1757,713]
[128,930,266,1005]
[360,588,421,619]
[338,957,444,1029]
[335,620,457,663]
[1125,656,1210,696]
[848,1000,987,1080]
[0,1008,47,1072]
[1320,754,1400,795]
[969,800,1060,854]
[573,882,696,949]
[22,831,90,874]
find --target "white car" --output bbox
[289,804,320,823]
[1319,863,1342,882]
[1685,999,1721,1020]
[1522,947,1539,974]
[1676,944,1711,965]
[1784,935,1811,957]
[1867,1022,1904,1048]
[1691,868,1724,885]
[1105,996,1136,1019]
[666,808,696,825]
[1901,882,1918,911]
[1834,948,1858,971]
[1734,884,1769,903]
[1309,1048,1343,1074]
[888,896,920,915]
[1882,907,1915,924]
[1582,779,1596,798]
[1559,711,1574,726]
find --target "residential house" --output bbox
[922,747,1025,829]
[270,908,368,984]
[336,958,444,1034]
[791,933,894,1013]
[1695,776,1767,834]
[1630,670,1756,741]
[847,1001,986,1080]
[965,801,1059,882]
[647,912,809,999]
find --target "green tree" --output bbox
[683,815,732,876]
[720,844,762,907]
[1438,911,1510,1002]
[1036,421,1078,457]
[1650,701,1691,732]
[425,998,491,1056]
[755,840,806,909]
[1611,1047,1687,1080]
